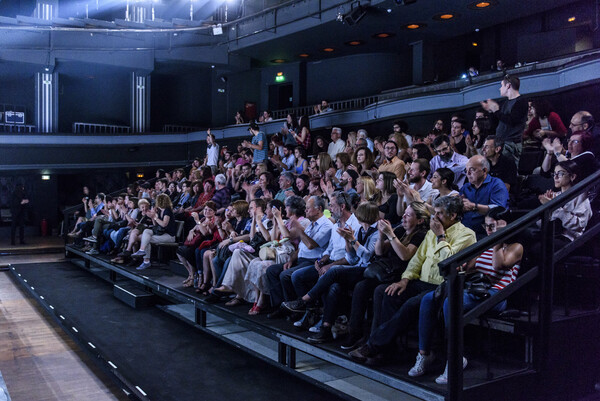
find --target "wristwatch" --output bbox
[350,239,357,246]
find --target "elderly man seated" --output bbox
[349,196,476,366]
[459,155,509,239]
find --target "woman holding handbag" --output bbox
[246,196,310,315]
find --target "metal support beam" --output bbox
[195,308,207,327]
[286,345,296,370]
[278,342,287,365]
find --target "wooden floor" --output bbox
[0,253,127,401]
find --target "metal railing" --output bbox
[162,124,204,134]
[73,122,131,134]
[271,49,600,121]
[439,169,600,401]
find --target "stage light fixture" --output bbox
[342,2,367,26]
[212,24,223,35]
[568,16,576,22]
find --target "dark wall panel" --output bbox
[306,53,408,105]
[151,71,212,131]
[215,69,262,127]
[59,72,130,132]
[0,76,36,125]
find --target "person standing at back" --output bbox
[11,183,29,245]
[481,75,528,165]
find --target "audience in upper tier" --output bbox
[69,74,598,380]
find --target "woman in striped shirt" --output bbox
[408,207,523,383]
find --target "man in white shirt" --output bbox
[266,196,334,317]
[206,129,220,174]
[327,127,345,161]
[396,159,438,217]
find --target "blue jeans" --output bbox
[266,258,316,307]
[418,288,505,351]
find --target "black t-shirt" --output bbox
[493,96,528,143]
[379,225,428,274]
[160,208,177,237]
[378,194,401,225]
[489,155,517,192]
[454,137,467,155]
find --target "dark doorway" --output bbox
[268,83,293,111]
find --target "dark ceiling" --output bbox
[231,0,587,65]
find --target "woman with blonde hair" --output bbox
[132,193,177,270]
[357,176,380,203]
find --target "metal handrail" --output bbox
[440,169,600,401]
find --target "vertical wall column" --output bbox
[35,72,58,133]
[410,40,434,85]
[131,73,150,133]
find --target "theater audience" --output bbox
[132,193,177,270]
[482,136,518,193]
[522,99,567,144]
[414,206,522,382]
[459,155,509,239]
[429,135,469,188]
[481,75,528,164]
[349,196,476,365]
[328,127,346,162]
[378,141,406,179]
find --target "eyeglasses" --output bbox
[384,146,397,151]
[551,171,569,178]
[567,139,581,145]
[482,223,497,231]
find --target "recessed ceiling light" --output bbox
[345,40,364,46]
[438,13,454,20]
[373,32,395,38]
[472,42,478,47]
[468,1,497,10]
[386,8,392,13]
[322,47,335,52]
[271,59,287,63]
[475,28,480,32]
[404,23,425,29]
[299,53,310,58]
[568,16,576,22]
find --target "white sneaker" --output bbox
[132,250,146,257]
[408,352,436,377]
[435,357,468,384]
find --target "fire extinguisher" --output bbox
[41,218,48,237]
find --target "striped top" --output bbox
[475,247,520,291]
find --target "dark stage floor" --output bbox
[11,261,344,401]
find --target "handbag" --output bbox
[464,272,492,299]
[152,225,167,236]
[363,259,401,283]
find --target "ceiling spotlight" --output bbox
[299,53,310,58]
[386,8,392,13]
[568,16,576,22]
[345,40,364,46]
[475,28,480,32]
[342,2,367,26]
[472,42,478,46]
[212,24,223,35]
[403,23,425,30]
[322,48,335,52]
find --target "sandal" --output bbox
[196,282,210,294]
[248,303,264,316]
[183,278,194,288]
[182,276,193,285]
[225,297,243,307]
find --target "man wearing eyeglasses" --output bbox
[569,111,599,157]
[459,155,509,239]
[480,75,528,165]
[428,135,469,188]
[378,140,407,179]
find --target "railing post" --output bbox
[536,210,555,372]
[447,267,464,401]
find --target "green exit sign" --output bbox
[275,73,285,82]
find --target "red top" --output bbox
[523,112,567,139]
